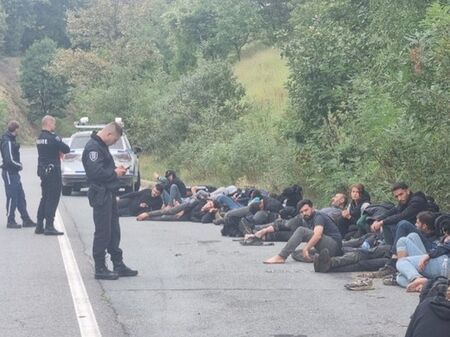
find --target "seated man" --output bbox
[249,193,347,243]
[264,199,342,264]
[136,198,200,222]
[396,211,440,259]
[368,182,429,278]
[159,169,187,206]
[395,216,450,291]
[117,183,164,216]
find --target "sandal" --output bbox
[240,236,263,246]
[344,278,375,291]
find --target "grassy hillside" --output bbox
[233,46,289,114]
[0,57,35,142]
[139,46,291,185]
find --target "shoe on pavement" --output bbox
[35,223,44,234]
[114,262,138,277]
[358,265,396,279]
[22,219,37,228]
[314,248,331,273]
[383,274,398,286]
[44,226,64,236]
[7,221,21,229]
[95,266,119,280]
[345,278,375,291]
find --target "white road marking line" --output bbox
[55,209,102,337]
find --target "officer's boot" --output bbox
[7,220,21,229]
[35,220,44,234]
[113,261,138,277]
[22,218,37,228]
[95,264,119,280]
[44,222,64,236]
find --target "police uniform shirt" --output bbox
[36,130,70,167]
[82,132,119,189]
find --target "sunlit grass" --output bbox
[233,47,289,114]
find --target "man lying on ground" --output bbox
[117,183,164,216]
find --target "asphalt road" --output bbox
[0,147,419,337]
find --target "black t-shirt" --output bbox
[304,210,342,243]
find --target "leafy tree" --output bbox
[20,38,70,120]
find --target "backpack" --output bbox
[425,195,440,213]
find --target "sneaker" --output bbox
[345,278,375,291]
[382,274,398,286]
[313,248,331,273]
[22,219,37,228]
[95,266,119,280]
[44,226,64,236]
[7,221,21,229]
[292,249,313,263]
[358,265,396,279]
[113,262,138,277]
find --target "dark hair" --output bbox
[7,120,20,132]
[391,182,409,192]
[297,199,313,211]
[416,211,436,231]
[154,183,164,192]
[350,183,364,193]
[165,169,176,178]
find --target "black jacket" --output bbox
[380,192,428,227]
[0,131,22,172]
[36,130,70,169]
[82,132,120,191]
[405,296,450,337]
[120,189,163,216]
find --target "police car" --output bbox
[61,117,141,195]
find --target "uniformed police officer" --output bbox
[82,122,138,280]
[0,120,37,228]
[36,115,70,235]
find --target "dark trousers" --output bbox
[37,170,62,226]
[279,226,341,259]
[92,190,123,267]
[2,170,30,223]
[329,245,391,272]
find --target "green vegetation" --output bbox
[0,0,448,208]
[233,46,288,113]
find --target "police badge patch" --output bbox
[89,151,98,161]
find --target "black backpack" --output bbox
[425,195,440,213]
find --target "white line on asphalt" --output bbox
[55,209,102,337]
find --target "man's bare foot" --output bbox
[406,277,427,292]
[263,255,285,264]
[244,234,256,240]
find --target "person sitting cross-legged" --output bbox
[264,199,342,264]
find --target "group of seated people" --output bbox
[117,170,450,334]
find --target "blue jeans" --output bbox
[396,232,427,257]
[216,195,242,210]
[396,253,450,288]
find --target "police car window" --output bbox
[71,134,124,149]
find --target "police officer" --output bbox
[0,120,36,228]
[36,115,70,235]
[82,122,138,280]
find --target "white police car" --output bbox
[61,117,141,195]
